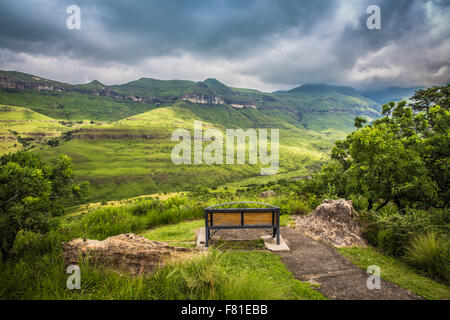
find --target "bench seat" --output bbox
[204,202,280,247]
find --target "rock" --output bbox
[61,233,196,275]
[294,199,367,248]
[260,190,276,198]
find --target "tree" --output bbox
[354,117,367,129]
[0,151,89,259]
[343,124,437,210]
[409,84,449,114]
[314,84,449,211]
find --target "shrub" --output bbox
[65,207,144,240]
[0,151,89,259]
[404,232,449,281]
[362,208,449,256]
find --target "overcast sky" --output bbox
[0,0,449,92]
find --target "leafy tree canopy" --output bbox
[307,84,449,211]
[0,151,89,259]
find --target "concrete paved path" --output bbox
[201,226,421,300]
[276,227,420,300]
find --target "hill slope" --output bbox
[28,101,331,202]
[362,87,423,105]
[0,70,386,202]
[0,71,380,132]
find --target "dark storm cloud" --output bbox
[0,0,448,90]
[334,0,443,66]
[0,0,339,62]
[97,0,338,58]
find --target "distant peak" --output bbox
[288,83,359,95]
[203,78,225,85]
[203,78,230,92]
[90,80,104,85]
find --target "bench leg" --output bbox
[276,211,280,245]
[276,227,280,245]
[272,228,276,238]
[204,209,209,247]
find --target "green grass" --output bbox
[0,246,325,300]
[0,105,68,154]
[1,72,370,204]
[140,214,293,244]
[0,89,159,121]
[1,195,324,300]
[141,217,267,251]
[25,102,334,203]
[338,246,450,300]
[142,219,204,242]
[62,197,205,240]
[404,232,449,281]
[212,239,266,251]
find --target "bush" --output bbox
[362,208,449,256]
[404,232,449,281]
[62,196,204,240]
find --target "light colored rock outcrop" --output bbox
[294,199,367,247]
[181,93,225,105]
[260,190,277,198]
[61,233,196,275]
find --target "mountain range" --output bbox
[0,70,424,202]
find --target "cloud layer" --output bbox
[0,0,449,91]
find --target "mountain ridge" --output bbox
[0,70,387,135]
[0,70,417,106]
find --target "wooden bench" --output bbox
[204,202,280,247]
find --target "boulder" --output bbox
[260,190,276,198]
[61,233,196,275]
[294,199,367,247]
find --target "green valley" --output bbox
[0,71,385,203]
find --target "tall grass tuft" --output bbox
[361,207,449,256]
[404,232,449,282]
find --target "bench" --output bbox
[204,202,280,247]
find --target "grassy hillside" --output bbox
[362,87,423,105]
[0,89,159,121]
[0,71,381,132]
[109,78,200,97]
[30,101,331,202]
[0,105,68,154]
[0,71,385,203]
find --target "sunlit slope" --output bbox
[0,71,380,130]
[0,105,67,154]
[0,89,159,121]
[37,102,333,202]
[269,84,380,132]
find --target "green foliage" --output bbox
[405,231,449,281]
[63,197,203,240]
[354,116,367,129]
[0,89,158,121]
[190,185,211,200]
[312,84,449,210]
[361,208,449,256]
[0,151,88,258]
[0,241,325,300]
[409,84,449,114]
[0,193,325,300]
[339,246,450,300]
[47,138,59,147]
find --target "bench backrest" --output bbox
[207,211,275,226]
[205,202,280,227]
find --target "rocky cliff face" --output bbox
[181,93,225,105]
[0,76,151,103]
[0,76,65,92]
